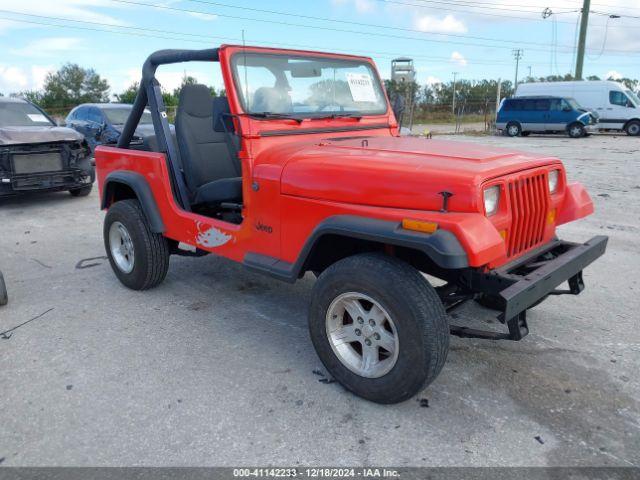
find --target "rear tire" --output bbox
[309,253,449,404]
[69,184,93,197]
[506,122,522,137]
[567,122,586,138]
[625,120,640,136]
[0,271,7,306]
[104,199,170,290]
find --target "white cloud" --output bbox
[331,0,375,13]
[183,11,217,21]
[0,0,128,27]
[450,51,468,67]
[605,70,623,80]
[425,75,442,85]
[31,65,52,89]
[0,65,53,94]
[10,37,83,58]
[415,15,467,34]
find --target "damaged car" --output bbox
[65,103,174,154]
[0,97,94,198]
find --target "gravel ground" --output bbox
[0,133,638,467]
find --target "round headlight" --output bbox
[548,170,560,193]
[483,185,500,216]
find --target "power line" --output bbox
[3,10,616,69]
[401,0,577,14]
[373,0,580,24]
[107,0,637,54]
[180,0,565,41]
[110,0,564,51]
[373,0,639,27]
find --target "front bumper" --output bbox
[585,123,599,133]
[0,167,94,196]
[456,236,608,340]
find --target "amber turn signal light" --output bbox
[402,219,438,234]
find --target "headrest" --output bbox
[178,84,212,118]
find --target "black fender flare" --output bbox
[243,215,469,282]
[101,171,165,233]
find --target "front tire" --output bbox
[309,253,449,404]
[567,122,586,138]
[104,199,170,290]
[506,122,522,137]
[625,120,640,136]
[69,184,93,197]
[0,270,7,306]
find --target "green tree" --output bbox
[114,82,139,104]
[38,63,110,108]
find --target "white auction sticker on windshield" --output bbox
[27,114,49,123]
[346,73,376,102]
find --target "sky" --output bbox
[0,0,637,97]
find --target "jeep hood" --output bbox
[279,136,561,212]
[0,126,84,146]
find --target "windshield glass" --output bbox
[103,107,153,125]
[566,98,582,110]
[0,101,54,127]
[232,52,388,117]
[625,90,640,107]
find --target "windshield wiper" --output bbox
[250,112,304,124]
[311,113,363,120]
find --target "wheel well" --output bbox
[623,118,640,129]
[104,181,137,208]
[302,234,449,279]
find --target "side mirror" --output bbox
[562,106,572,112]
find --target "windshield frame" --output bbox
[229,51,390,120]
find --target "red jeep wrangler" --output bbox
[95,46,607,404]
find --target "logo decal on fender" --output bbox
[255,221,273,234]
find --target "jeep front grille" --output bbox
[506,172,549,257]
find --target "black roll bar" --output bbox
[117,48,220,211]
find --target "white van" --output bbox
[516,80,640,136]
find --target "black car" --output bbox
[0,97,94,198]
[65,103,174,153]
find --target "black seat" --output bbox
[175,84,242,206]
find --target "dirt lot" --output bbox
[0,133,638,467]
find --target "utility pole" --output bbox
[512,49,523,90]
[452,72,458,115]
[527,66,532,79]
[575,0,591,80]
[495,77,502,125]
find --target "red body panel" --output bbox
[96,44,594,273]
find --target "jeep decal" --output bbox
[255,221,273,234]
